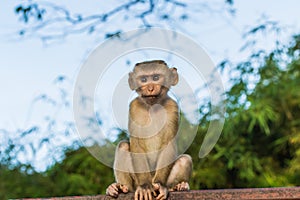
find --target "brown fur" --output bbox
[106,60,192,200]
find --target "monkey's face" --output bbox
[128,60,179,105]
[136,74,168,105]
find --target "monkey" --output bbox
[106,60,193,200]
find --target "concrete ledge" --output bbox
[24,187,300,200]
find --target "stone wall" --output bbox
[24,187,300,200]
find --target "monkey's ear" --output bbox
[128,72,136,90]
[170,67,179,86]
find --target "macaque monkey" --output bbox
[106,60,192,200]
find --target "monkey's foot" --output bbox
[106,183,129,197]
[169,182,190,192]
[135,185,157,200]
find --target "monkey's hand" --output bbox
[152,183,168,200]
[106,183,128,197]
[134,184,156,200]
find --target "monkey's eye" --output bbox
[140,76,147,83]
[152,74,160,81]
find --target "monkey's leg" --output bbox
[107,141,134,197]
[166,154,193,191]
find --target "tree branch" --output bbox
[14,0,235,42]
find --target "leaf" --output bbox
[226,0,234,5]
[88,26,95,34]
[19,30,25,35]
[161,14,169,20]
[15,6,23,13]
[180,14,188,20]
[21,126,39,137]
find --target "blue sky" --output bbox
[0,0,300,170]
[1,0,299,127]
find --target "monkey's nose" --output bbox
[147,85,154,92]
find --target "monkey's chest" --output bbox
[129,102,178,153]
[130,107,167,133]
[130,127,168,152]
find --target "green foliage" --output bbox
[46,147,114,196]
[187,34,300,189]
[0,147,114,199]
[0,165,51,199]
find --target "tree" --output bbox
[14,0,235,42]
[46,147,114,196]
[0,147,115,198]
[0,164,51,199]
[187,33,300,188]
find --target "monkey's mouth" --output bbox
[142,95,160,99]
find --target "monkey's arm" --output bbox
[131,153,153,186]
[152,141,177,185]
[152,99,178,186]
[128,100,155,187]
[150,142,176,200]
[129,137,157,198]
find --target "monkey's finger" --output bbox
[111,191,119,197]
[185,182,190,190]
[152,183,160,191]
[151,188,157,197]
[140,191,145,200]
[149,193,152,200]
[108,184,117,191]
[147,189,153,200]
[172,184,179,191]
[135,189,143,200]
[111,183,119,191]
[156,193,167,200]
[106,187,118,197]
[179,182,189,191]
[143,190,149,200]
